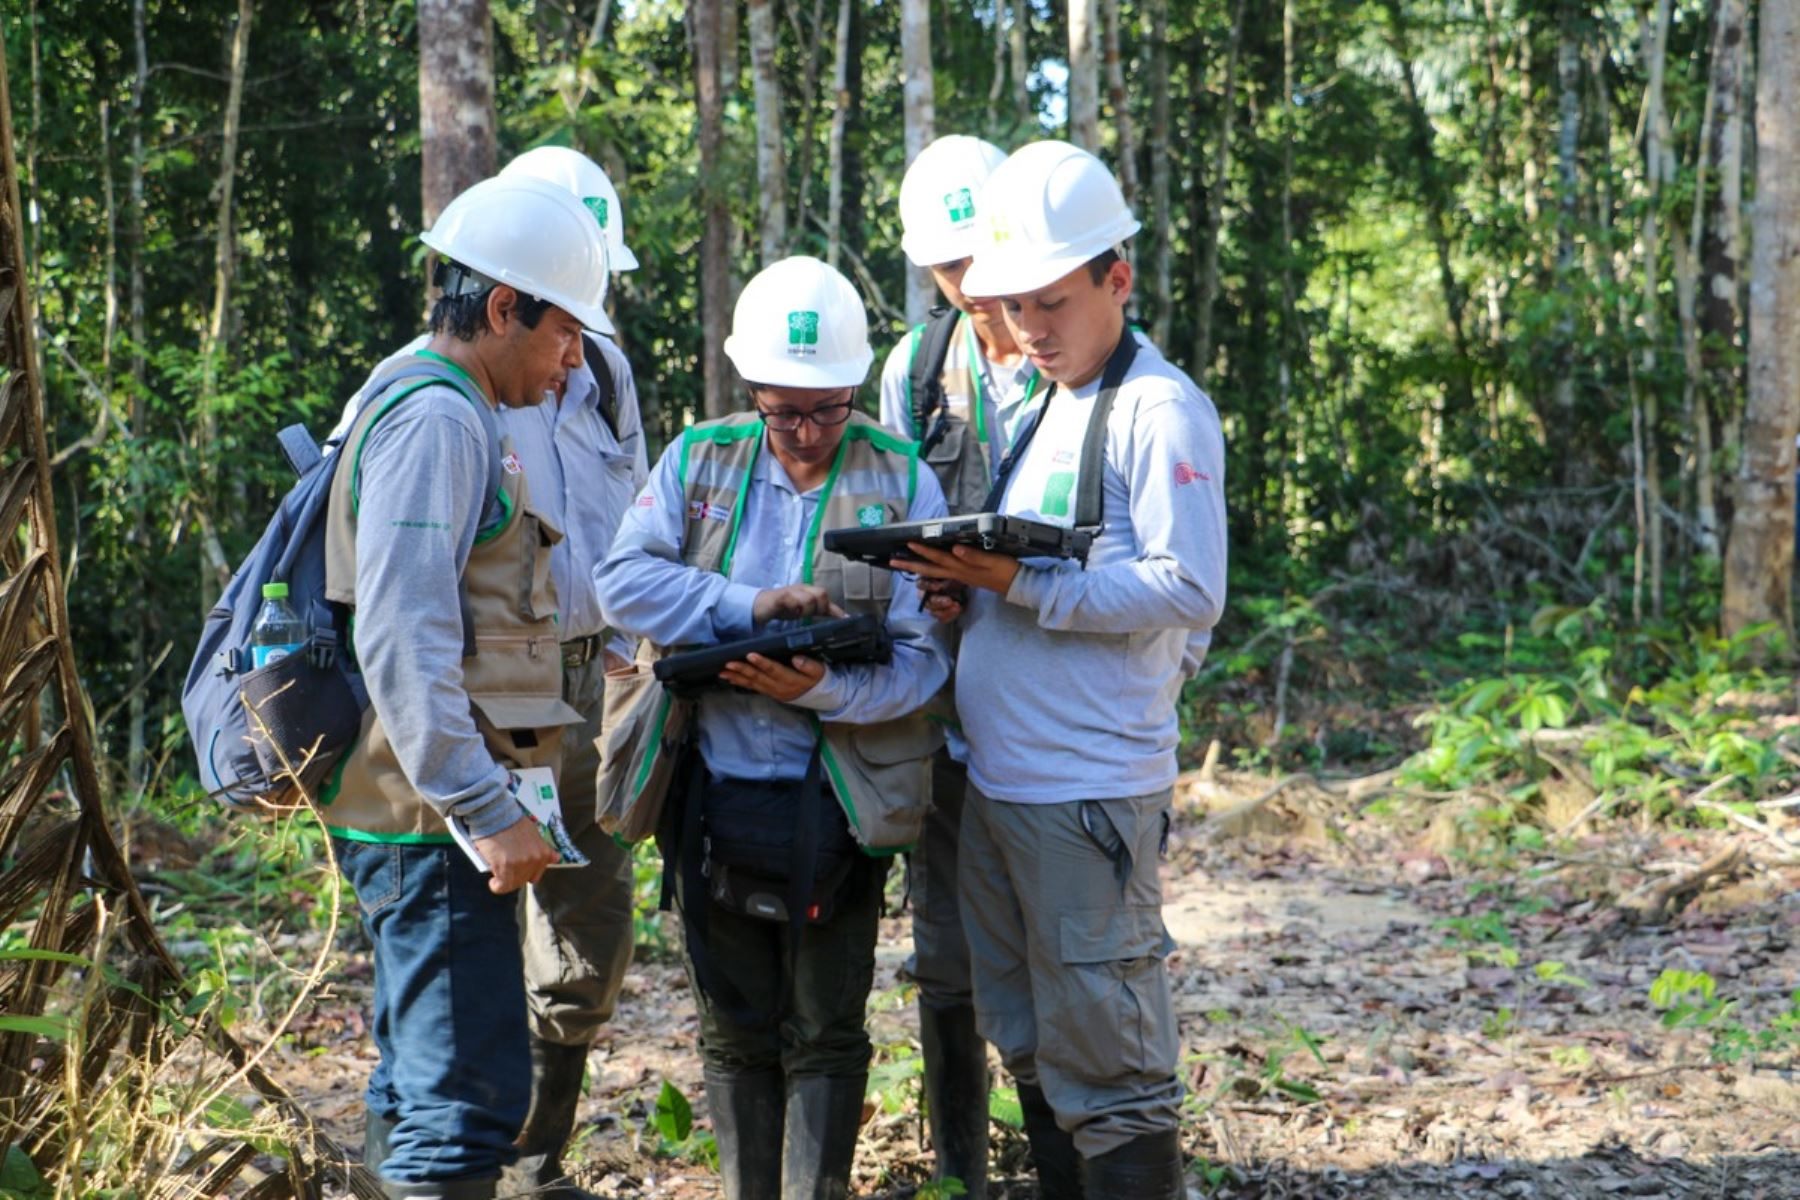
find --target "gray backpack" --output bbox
[181,358,502,809]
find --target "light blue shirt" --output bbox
[955,338,1228,804]
[596,431,952,782]
[332,334,647,645]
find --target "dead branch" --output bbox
[1617,843,1744,925]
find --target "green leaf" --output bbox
[653,1080,693,1143]
[0,1015,71,1041]
[1,1144,49,1200]
[0,949,92,968]
[988,1086,1024,1129]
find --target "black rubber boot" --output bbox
[919,1004,990,1200]
[780,1074,867,1200]
[381,1176,500,1200]
[1080,1129,1184,1200]
[363,1107,398,1174]
[497,1037,599,1200]
[704,1065,785,1200]
[1017,1083,1083,1200]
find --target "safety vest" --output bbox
[612,411,940,852]
[319,371,581,841]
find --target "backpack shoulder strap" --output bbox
[1073,331,1140,532]
[908,307,959,446]
[582,331,622,443]
[346,355,507,538]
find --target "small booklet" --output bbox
[448,766,589,873]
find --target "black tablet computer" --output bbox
[822,513,1093,568]
[653,614,894,697]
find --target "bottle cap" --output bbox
[262,582,289,599]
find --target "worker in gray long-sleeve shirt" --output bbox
[320,174,613,1200]
[331,148,650,1200]
[898,143,1226,1200]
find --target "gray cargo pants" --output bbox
[519,653,637,1046]
[958,783,1183,1158]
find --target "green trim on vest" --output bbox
[799,436,853,586]
[632,693,675,802]
[326,824,458,846]
[816,720,911,858]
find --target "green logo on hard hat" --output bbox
[583,196,609,228]
[988,212,1013,244]
[944,187,976,224]
[787,311,820,349]
[857,504,885,528]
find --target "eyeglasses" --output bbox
[755,397,855,432]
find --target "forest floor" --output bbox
[248,770,1800,1200]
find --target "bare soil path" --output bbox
[271,774,1800,1199]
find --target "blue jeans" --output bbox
[335,837,530,1184]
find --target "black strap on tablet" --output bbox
[981,329,1138,531]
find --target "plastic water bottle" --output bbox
[251,582,307,668]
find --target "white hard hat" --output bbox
[421,175,615,335]
[960,140,1142,298]
[899,135,1008,267]
[723,256,874,389]
[501,145,640,272]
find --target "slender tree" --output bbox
[1699,0,1749,558]
[1101,0,1137,209]
[1068,0,1099,151]
[900,0,934,323]
[826,0,852,269]
[418,0,496,228]
[1722,0,1800,650]
[1010,0,1030,128]
[748,0,788,263]
[1192,0,1246,383]
[1147,0,1172,347]
[694,0,731,418]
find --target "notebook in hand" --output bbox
[653,614,895,697]
[822,513,1093,568]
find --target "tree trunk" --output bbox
[1721,0,1800,651]
[748,0,787,264]
[1067,0,1099,151]
[1147,0,1172,348]
[788,0,827,240]
[900,0,934,324]
[1010,0,1030,128]
[1679,3,1726,561]
[196,0,253,607]
[694,0,732,419]
[1101,0,1137,209]
[825,0,852,270]
[1638,0,1674,619]
[127,0,149,793]
[987,0,1006,130]
[418,0,495,229]
[1278,0,1298,529]
[1701,0,1748,560]
[1552,2,1580,430]
[1191,0,1245,384]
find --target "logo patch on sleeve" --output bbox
[1173,461,1210,486]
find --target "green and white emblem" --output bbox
[787,310,821,349]
[943,187,976,224]
[583,196,609,228]
[857,504,885,528]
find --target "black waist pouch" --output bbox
[701,768,858,924]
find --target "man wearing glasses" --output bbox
[596,256,949,1198]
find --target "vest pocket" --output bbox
[837,560,893,604]
[515,507,563,622]
[595,653,693,843]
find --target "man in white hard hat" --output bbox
[322,174,611,1200]
[876,132,1034,1199]
[333,148,649,1200]
[596,256,951,1199]
[897,142,1227,1199]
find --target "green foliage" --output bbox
[645,1079,718,1167]
[1648,969,1800,1065]
[1,1144,51,1200]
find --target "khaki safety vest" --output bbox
[909,315,992,516]
[599,411,941,852]
[319,368,581,841]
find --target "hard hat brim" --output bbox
[960,217,1141,298]
[612,243,640,272]
[901,227,979,269]
[724,337,874,389]
[420,230,615,335]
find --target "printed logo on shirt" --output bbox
[686,499,732,522]
[1051,448,1076,465]
[500,452,524,476]
[943,187,976,225]
[856,504,886,528]
[1040,472,1075,518]
[635,493,655,508]
[583,196,609,228]
[787,311,820,353]
[1173,461,1210,486]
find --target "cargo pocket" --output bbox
[596,656,691,842]
[839,560,893,605]
[1052,905,1178,1083]
[823,717,941,849]
[469,691,585,773]
[515,507,563,622]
